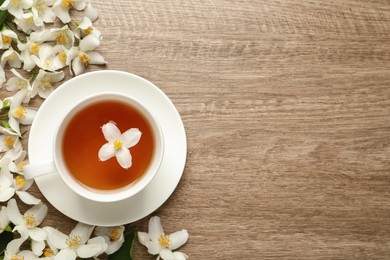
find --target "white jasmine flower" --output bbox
[0,158,15,202]
[98,121,141,169]
[8,90,37,136]
[13,174,41,204]
[53,0,86,23]
[31,69,64,98]
[32,0,56,23]
[6,69,33,103]
[0,0,33,19]
[45,223,108,259]
[94,226,125,255]
[85,2,98,22]
[17,39,40,71]
[14,11,44,34]
[4,225,38,260]
[75,16,101,40]
[8,151,41,205]
[0,28,18,50]
[31,44,69,71]
[7,199,48,256]
[0,133,23,160]
[70,35,106,75]
[8,150,27,174]
[138,216,189,260]
[30,25,74,49]
[0,206,10,233]
[1,47,22,68]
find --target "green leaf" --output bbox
[0,10,7,27]
[108,231,135,260]
[0,120,10,129]
[0,230,14,255]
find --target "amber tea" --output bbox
[62,100,155,190]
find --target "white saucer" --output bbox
[28,70,187,226]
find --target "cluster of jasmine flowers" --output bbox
[0,0,119,259]
[0,0,189,259]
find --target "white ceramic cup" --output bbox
[24,92,164,203]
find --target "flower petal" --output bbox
[29,227,47,241]
[0,187,15,202]
[44,226,68,249]
[72,0,86,10]
[86,236,108,254]
[79,34,99,52]
[173,251,189,260]
[160,248,175,260]
[0,206,9,230]
[85,3,99,22]
[31,238,45,256]
[16,190,41,205]
[76,244,106,258]
[105,238,123,255]
[53,2,71,23]
[19,108,36,125]
[6,226,29,255]
[149,216,165,242]
[55,248,77,260]
[70,222,94,245]
[145,241,161,255]
[71,58,85,76]
[168,230,189,250]
[98,143,115,161]
[101,122,121,142]
[6,199,23,225]
[138,232,151,246]
[121,128,142,148]
[115,148,132,169]
[8,117,21,136]
[87,51,107,65]
[25,202,48,226]
[0,65,5,86]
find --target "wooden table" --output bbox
[4,0,390,259]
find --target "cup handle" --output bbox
[23,160,56,179]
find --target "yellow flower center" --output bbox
[10,255,24,260]
[14,106,26,119]
[27,16,34,25]
[66,234,81,249]
[62,0,73,8]
[58,52,67,62]
[15,175,27,188]
[44,58,52,68]
[43,248,54,257]
[11,0,21,7]
[55,32,68,45]
[17,161,27,171]
[110,227,121,241]
[23,214,36,228]
[78,53,89,65]
[17,79,27,90]
[40,76,52,90]
[35,0,47,12]
[4,136,15,149]
[29,43,39,55]
[2,35,11,45]
[158,234,171,248]
[82,26,93,35]
[113,140,123,150]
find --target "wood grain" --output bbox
[1,0,390,259]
